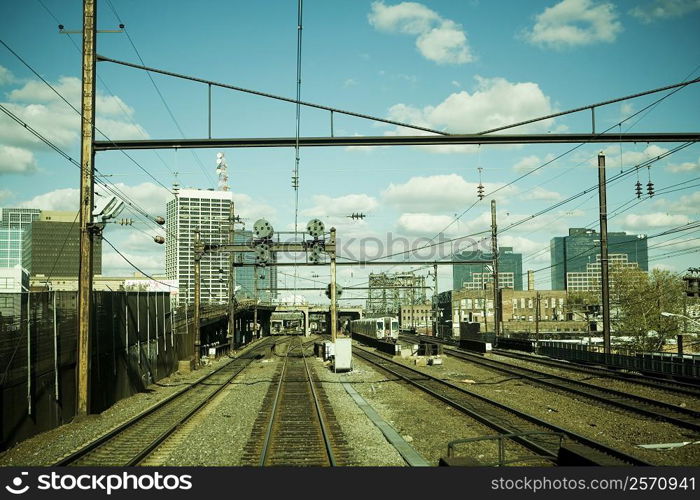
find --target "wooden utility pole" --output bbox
[330,227,338,342]
[491,200,500,338]
[77,0,96,416]
[598,153,611,354]
[193,230,202,366]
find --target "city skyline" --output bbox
[1,1,698,301]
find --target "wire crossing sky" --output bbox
[1,0,699,300]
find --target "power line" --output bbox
[102,236,176,288]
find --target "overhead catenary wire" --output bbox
[35,0,175,176]
[103,0,212,186]
[102,237,176,288]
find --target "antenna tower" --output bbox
[216,152,229,191]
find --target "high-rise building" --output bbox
[452,246,523,291]
[165,188,277,305]
[21,211,101,277]
[232,229,277,302]
[550,228,648,290]
[0,208,40,268]
[166,188,233,305]
[566,253,640,292]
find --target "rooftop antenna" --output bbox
[216,152,229,191]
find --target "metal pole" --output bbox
[27,291,31,415]
[253,266,258,341]
[330,227,338,342]
[491,200,500,338]
[535,292,541,342]
[194,230,202,366]
[433,264,438,337]
[598,153,611,354]
[136,289,140,365]
[77,0,97,416]
[146,292,150,359]
[53,291,59,401]
[125,292,129,357]
[228,202,235,350]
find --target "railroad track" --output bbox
[54,337,274,466]
[402,334,700,397]
[353,345,653,466]
[491,348,700,397]
[440,346,700,433]
[241,338,352,466]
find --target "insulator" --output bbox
[153,236,165,244]
[647,181,654,197]
[477,183,484,200]
[154,216,165,225]
[635,181,643,199]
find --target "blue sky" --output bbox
[1,0,699,301]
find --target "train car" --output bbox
[349,317,385,340]
[383,316,400,341]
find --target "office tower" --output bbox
[550,228,648,290]
[0,208,40,268]
[453,246,523,291]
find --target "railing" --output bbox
[446,432,563,466]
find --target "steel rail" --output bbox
[353,345,652,466]
[302,340,337,466]
[439,346,700,432]
[491,349,700,396]
[259,342,290,466]
[405,334,700,396]
[55,338,272,466]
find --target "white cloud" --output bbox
[519,186,562,201]
[16,182,173,217]
[666,156,700,173]
[382,174,518,214]
[621,212,691,229]
[0,65,16,85]
[231,192,277,222]
[667,192,700,215]
[0,74,148,163]
[513,153,556,173]
[385,76,555,147]
[19,188,79,211]
[343,78,358,87]
[102,248,164,276]
[523,0,623,49]
[596,144,669,168]
[0,189,13,203]
[630,0,700,23]
[9,76,134,117]
[302,194,379,218]
[368,1,473,64]
[0,145,37,174]
[396,212,460,236]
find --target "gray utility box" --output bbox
[333,338,353,372]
